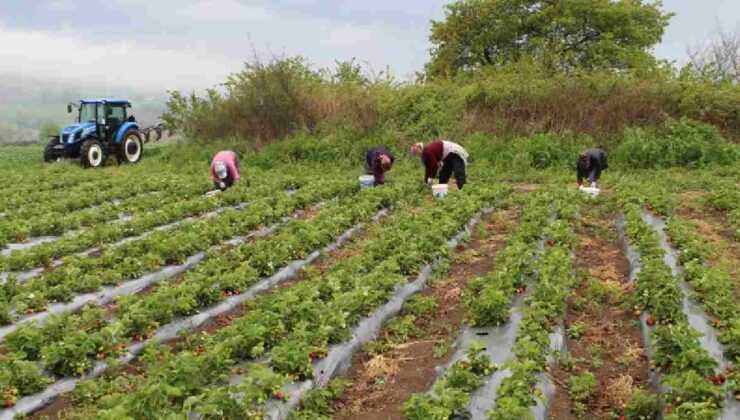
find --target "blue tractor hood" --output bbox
[61,121,96,143]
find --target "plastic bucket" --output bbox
[432,183,449,199]
[359,175,375,189]
[579,186,600,197]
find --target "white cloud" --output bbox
[177,0,272,22]
[0,23,241,91]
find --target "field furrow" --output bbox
[0,188,401,419]
[13,184,512,419]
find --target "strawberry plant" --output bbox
[568,371,596,417]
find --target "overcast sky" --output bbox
[0,0,738,93]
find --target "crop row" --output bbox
[666,217,740,396]
[0,176,210,248]
[618,190,725,418]
[2,169,206,223]
[0,177,357,320]
[463,188,575,327]
[482,187,578,419]
[45,184,513,419]
[397,187,578,419]
[0,181,410,409]
[0,170,303,273]
[0,166,154,209]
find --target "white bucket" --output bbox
[579,186,600,197]
[432,183,449,198]
[359,175,375,189]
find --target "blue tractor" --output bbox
[44,99,145,168]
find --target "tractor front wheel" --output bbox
[80,139,106,168]
[43,137,61,163]
[117,131,143,164]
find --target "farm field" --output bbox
[0,137,739,420]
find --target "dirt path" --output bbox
[333,208,518,420]
[548,199,651,419]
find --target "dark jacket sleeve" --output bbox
[576,157,587,184]
[372,157,385,185]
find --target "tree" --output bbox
[686,25,740,84]
[426,0,673,78]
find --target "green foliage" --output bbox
[403,295,438,317]
[623,389,660,420]
[426,0,672,77]
[614,119,738,169]
[290,379,348,420]
[524,134,569,169]
[568,371,596,417]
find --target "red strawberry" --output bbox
[274,392,286,401]
[646,315,655,326]
[26,308,34,315]
[664,406,673,414]
[719,374,726,383]
[3,399,14,408]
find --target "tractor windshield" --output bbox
[78,103,97,123]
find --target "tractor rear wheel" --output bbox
[117,131,143,164]
[80,139,106,168]
[43,137,60,163]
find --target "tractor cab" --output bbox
[45,99,144,168]
[71,100,132,142]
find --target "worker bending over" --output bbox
[411,140,469,189]
[210,150,241,191]
[576,148,608,188]
[365,147,395,186]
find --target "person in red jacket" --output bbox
[410,140,469,189]
[210,150,241,191]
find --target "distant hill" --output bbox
[0,73,168,144]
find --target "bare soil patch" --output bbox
[548,201,650,419]
[334,208,518,420]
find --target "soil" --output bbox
[29,397,73,420]
[333,207,518,420]
[548,200,651,420]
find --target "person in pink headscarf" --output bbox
[210,150,241,191]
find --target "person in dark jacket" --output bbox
[365,147,395,186]
[410,140,469,189]
[576,148,608,187]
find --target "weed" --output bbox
[404,295,438,317]
[568,371,596,417]
[433,339,451,358]
[567,322,586,340]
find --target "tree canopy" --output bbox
[426,0,673,78]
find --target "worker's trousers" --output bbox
[439,154,466,189]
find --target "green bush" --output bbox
[615,119,738,169]
[623,388,660,420]
[524,133,570,169]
